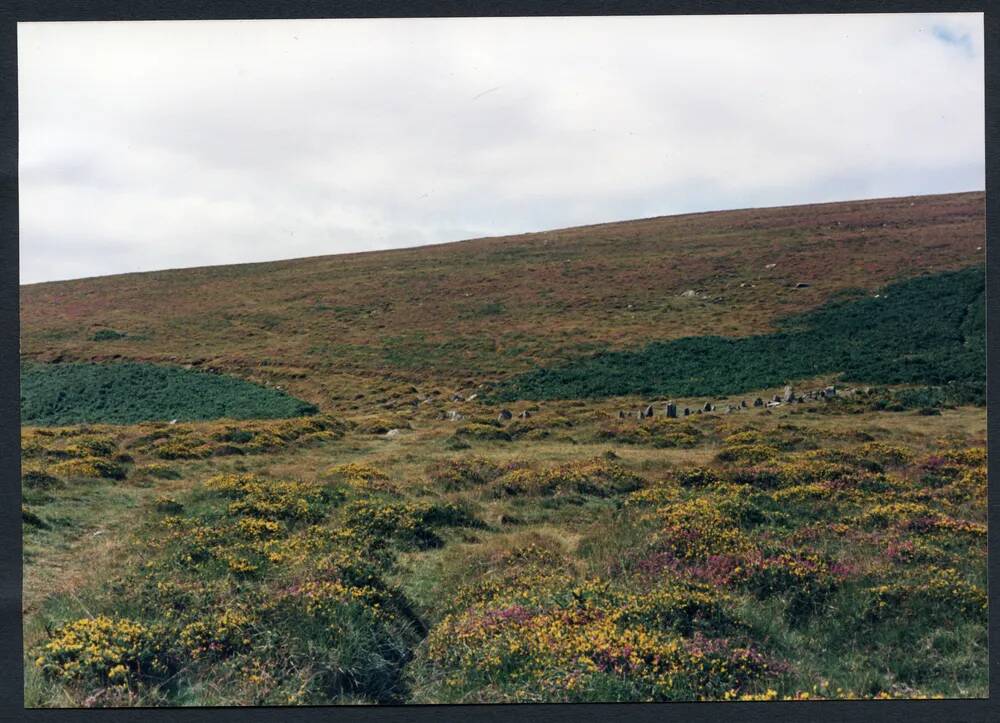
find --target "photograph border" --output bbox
[1,1,996,721]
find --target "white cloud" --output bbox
[18,13,984,283]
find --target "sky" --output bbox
[18,13,984,284]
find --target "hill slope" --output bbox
[20,191,985,411]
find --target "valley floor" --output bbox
[22,387,987,705]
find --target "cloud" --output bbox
[18,13,984,283]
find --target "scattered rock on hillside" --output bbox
[498,409,513,421]
[665,402,677,418]
[753,398,763,407]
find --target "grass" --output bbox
[21,362,318,426]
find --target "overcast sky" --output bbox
[18,13,984,284]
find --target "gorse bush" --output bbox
[31,462,488,705]
[493,266,985,401]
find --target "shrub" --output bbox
[34,616,171,688]
[425,457,515,491]
[21,465,62,489]
[489,459,644,498]
[865,568,986,623]
[454,424,511,442]
[91,329,128,341]
[50,456,127,481]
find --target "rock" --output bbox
[766,401,782,408]
[683,407,690,416]
[753,398,764,407]
[498,409,513,421]
[680,289,698,298]
[447,410,463,421]
[665,402,677,418]
[764,263,777,270]
[618,411,626,419]
[725,405,734,413]
[794,282,810,288]
[824,386,837,398]
[702,402,714,412]
[797,396,805,403]
[643,405,654,418]
[169,419,178,425]
[466,394,478,401]
[385,428,401,438]
[772,395,782,403]
[783,386,795,403]
[740,400,748,408]
[451,393,465,402]
[519,410,532,419]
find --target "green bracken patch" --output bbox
[21,362,318,426]
[494,267,985,401]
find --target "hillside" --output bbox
[19,191,985,412]
[21,190,988,705]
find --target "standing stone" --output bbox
[498,409,513,421]
[824,386,837,398]
[643,405,654,418]
[665,402,678,418]
[683,407,690,416]
[783,385,795,403]
[753,398,764,407]
[740,400,748,408]
[702,402,714,412]
[519,410,532,419]
[618,410,626,419]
